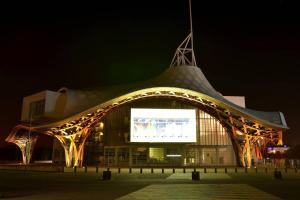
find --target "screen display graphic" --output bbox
[130,108,196,143]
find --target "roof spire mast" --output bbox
[170,0,197,67]
[189,0,194,50]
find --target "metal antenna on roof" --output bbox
[189,0,194,52]
[170,0,197,67]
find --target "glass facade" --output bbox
[81,98,237,167]
[199,110,231,146]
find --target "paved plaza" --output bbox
[0,169,300,199]
[117,184,280,200]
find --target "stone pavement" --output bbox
[117,173,280,200]
[1,171,293,200]
[117,184,281,200]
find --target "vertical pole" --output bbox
[129,147,132,167]
[189,0,193,47]
[114,148,118,166]
[188,0,196,66]
[25,113,33,164]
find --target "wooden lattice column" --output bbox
[277,130,283,145]
[242,135,252,168]
[228,116,245,167]
[55,128,90,167]
[6,136,38,165]
[254,142,263,160]
[233,129,246,167]
[239,117,252,168]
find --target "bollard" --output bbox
[274,170,282,179]
[235,167,237,173]
[183,168,186,173]
[118,168,121,173]
[85,166,88,173]
[265,167,268,173]
[151,168,154,173]
[103,170,111,180]
[192,171,200,181]
[204,168,207,173]
[225,168,227,173]
[245,168,248,173]
[129,168,132,173]
[194,168,196,172]
[215,168,217,173]
[74,166,77,173]
[173,168,175,173]
[162,168,164,174]
[140,168,143,174]
[96,166,99,173]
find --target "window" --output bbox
[29,99,45,119]
[199,110,231,145]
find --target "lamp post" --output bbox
[25,113,33,164]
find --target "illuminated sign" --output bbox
[267,145,289,154]
[130,108,196,143]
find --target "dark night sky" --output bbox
[0,0,299,147]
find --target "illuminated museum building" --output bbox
[6,63,288,167]
[6,5,288,168]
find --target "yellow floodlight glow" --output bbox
[99,122,104,130]
[236,130,244,135]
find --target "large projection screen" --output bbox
[130,108,197,143]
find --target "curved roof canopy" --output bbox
[57,65,287,130]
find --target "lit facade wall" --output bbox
[79,98,237,167]
[21,90,66,122]
[185,110,236,166]
[198,110,231,146]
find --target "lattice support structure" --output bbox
[244,136,252,168]
[254,143,263,160]
[54,128,90,167]
[6,135,38,165]
[225,114,281,168]
[277,130,283,145]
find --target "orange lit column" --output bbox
[55,128,90,167]
[229,117,245,167]
[6,136,38,164]
[277,130,283,145]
